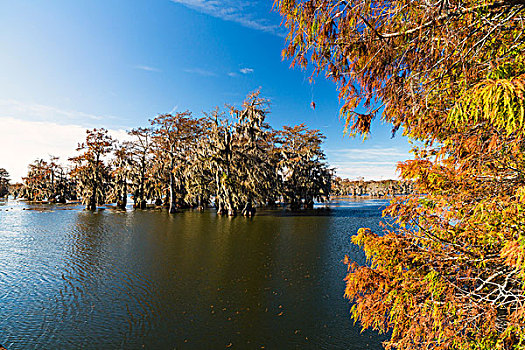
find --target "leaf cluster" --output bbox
[276,0,525,348]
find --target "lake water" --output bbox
[0,199,388,349]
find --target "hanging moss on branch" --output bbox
[20,91,333,215]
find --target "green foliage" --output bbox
[276,0,525,348]
[449,75,525,136]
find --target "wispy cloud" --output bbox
[184,68,217,77]
[240,67,254,74]
[332,164,400,181]
[228,67,254,77]
[0,99,118,125]
[327,147,409,159]
[170,0,284,36]
[326,147,412,180]
[169,105,179,114]
[133,65,161,72]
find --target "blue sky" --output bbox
[0,0,412,181]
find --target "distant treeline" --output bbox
[10,91,333,216]
[331,177,414,197]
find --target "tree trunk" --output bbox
[242,197,255,217]
[89,155,100,210]
[197,194,205,211]
[290,196,300,210]
[87,196,96,210]
[139,158,146,208]
[169,172,177,214]
[224,187,235,216]
[215,171,226,215]
[88,178,97,210]
[117,180,127,210]
[305,197,314,209]
[216,197,225,215]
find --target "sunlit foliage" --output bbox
[203,91,280,216]
[21,156,71,202]
[109,142,132,209]
[127,127,154,209]
[70,128,114,210]
[150,111,203,214]
[278,124,332,209]
[20,92,332,215]
[276,0,525,348]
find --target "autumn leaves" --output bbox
[276,0,525,348]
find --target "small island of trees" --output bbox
[12,91,333,216]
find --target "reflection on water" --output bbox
[0,199,388,349]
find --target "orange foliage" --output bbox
[276,0,525,348]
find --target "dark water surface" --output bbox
[0,199,388,349]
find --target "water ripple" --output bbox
[0,200,387,349]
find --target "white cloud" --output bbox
[133,65,161,72]
[184,68,217,77]
[0,99,113,124]
[326,147,408,159]
[170,0,284,36]
[331,164,400,181]
[0,117,129,182]
[228,68,254,77]
[0,100,129,182]
[185,67,254,78]
[169,105,179,114]
[326,147,412,181]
